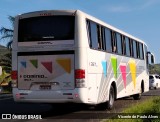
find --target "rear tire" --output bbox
[95,85,115,110]
[155,83,158,89]
[106,85,115,110]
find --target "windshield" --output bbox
[149,76,154,79]
[18,16,75,42]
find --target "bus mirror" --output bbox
[151,54,155,64]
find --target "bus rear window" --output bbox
[18,16,75,42]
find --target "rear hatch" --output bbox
[18,51,75,90]
[16,11,75,90]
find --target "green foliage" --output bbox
[0,52,11,91]
[149,64,160,75]
[0,52,11,74]
[0,16,14,49]
[123,97,160,113]
[0,70,11,93]
[0,45,9,58]
[105,97,160,122]
[0,15,13,91]
[0,70,11,83]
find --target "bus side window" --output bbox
[97,25,105,50]
[125,37,130,57]
[111,31,117,53]
[86,20,91,47]
[137,42,140,58]
[129,39,133,57]
[88,21,99,49]
[139,43,144,59]
[133,40,137,58]
[144,45,149,71]
[116,33,122,55]
[122,36,126,55]
[105,28,112,52]
[101,27,106,50]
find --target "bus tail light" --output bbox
[11,71,18,88]
[75,69,86,88]
[75,69,85,79]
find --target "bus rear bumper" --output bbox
[12,88,94,104]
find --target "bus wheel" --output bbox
[133,87,142,100]
[95,86,115,110]
[106,85,115,110]
[155,83,158,89]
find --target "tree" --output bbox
[0,16,14,49]
[0,16,13,74]
[149,64,160,75]
[0,53,11,73]
[0,52,12,92]
[0,16,14,92]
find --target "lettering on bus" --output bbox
[89,62,97,67]
[23,75,47,78]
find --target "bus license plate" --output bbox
[39,85,51,90]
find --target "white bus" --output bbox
[12,10,154,109]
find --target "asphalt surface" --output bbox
[0,88,160,121]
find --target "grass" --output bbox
[105,97,160,122]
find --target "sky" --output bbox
[0,0,160,63]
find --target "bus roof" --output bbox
[77,10,147,46]
[17,9,147,46]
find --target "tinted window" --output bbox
[97,25,105,50]
[137,42,140,58]
[105,28,112,52]
[133,40,137,58]
[122,36,126,55]
[125,37,130,56]
[155,76,159,79]
[116,33,122,55]
[139,43,144,59]
[130,39,133,57]
[101,27,106,50]
[149,76,154,79]
[88,21,98,49]
[111,32,117,53]
[18,16,75,42]
[144,45,149,70]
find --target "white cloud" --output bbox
[106,5,131,13]
[140,0,160,9]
